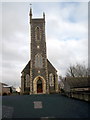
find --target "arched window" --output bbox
[35,26,41,41]
[25,74,30,87]
[35,54,43,68]
[49,73,54,86]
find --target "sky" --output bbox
[1,2,88,88]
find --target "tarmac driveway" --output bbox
[2,94,89,119]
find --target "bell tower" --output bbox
[21,7,58,95]
[29,8,49,94]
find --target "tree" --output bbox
[66,63,88,77]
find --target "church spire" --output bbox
[43,12,45,20]
[29,4,32,23]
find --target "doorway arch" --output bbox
[37,78,43,93]
[33,76,46,94]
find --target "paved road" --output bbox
[2,94,89,119]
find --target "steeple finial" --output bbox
[43,12,45,19]
[29,3,32,23]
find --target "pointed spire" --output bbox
[43,12,45,19]
[30,7,32,16]
[29,4,32,23]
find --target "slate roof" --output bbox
[21,59,57,75]
[21,61,30,75]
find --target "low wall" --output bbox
[64,92,89,102]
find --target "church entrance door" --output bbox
[33,76,46,94]
[37,78,43,93]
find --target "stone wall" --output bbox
[65,92,90,102]
[62,77,90,102]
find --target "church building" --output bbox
[21,8,58,94]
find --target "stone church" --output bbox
[21,8,58,94]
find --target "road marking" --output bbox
[33,101,43,109]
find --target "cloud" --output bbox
[1,2,88,87]
[46,3,88,39]
[47,37,88,76]
[45,2,88,76]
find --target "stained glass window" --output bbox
[35,54,43,68]
[49,73,54,86]
[26,74,30,87]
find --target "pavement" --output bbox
[1,94,90,119]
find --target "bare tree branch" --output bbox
[66,63,88,77]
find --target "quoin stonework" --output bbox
[21,8,58,94]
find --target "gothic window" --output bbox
[25,74,30,87]
[35,54,43,68]
[35,26,41,41]
[49,73,54,86]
